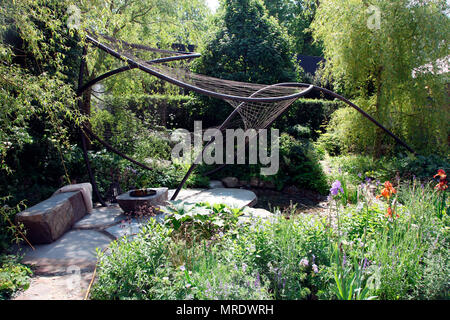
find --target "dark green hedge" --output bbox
[101,94,343,134]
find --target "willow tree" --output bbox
[311,0,449,156]
[74,0,212,109]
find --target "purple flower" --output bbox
[312,264,319,274]
[343,254,347,267]
[254,272,261,288]
[330,180,344,196]
[312,254,316,264]
[358,173,362,178]
[362,258,369,271]
[365,177,372,184]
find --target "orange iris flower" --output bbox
[435,180,448,191]
[377,181,397,199]
[434,169,447,180]
[434,169,448,192]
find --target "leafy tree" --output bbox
[193,0,299,126]
[0,0,212,202]
[264,0,323,56]
[311,0,449,156]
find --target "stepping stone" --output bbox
[20,230,112,274]
[171,188,257,208]
[73,205,125,230]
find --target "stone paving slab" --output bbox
[73,205,125,230]
[13,271,93,300]
[168,188,206,201]
[172,188,257,208]
[104,214,166,240]
[168,188,258,208]
[20,229,112,274]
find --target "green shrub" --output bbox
[275,133,328,193]
[315,131,343,157]
[91,220,175,300]
[163,202,244,243]
[0,255,32,300]
[326,154,450,184]
[0,197,27,254]
[275,99,343,137]
[286,124,312,140]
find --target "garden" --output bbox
[0,0,449,301]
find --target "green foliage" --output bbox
[312,0,450,156]
[0,197,27,254]
[192,0,300,126]
[263,0,323,56]
[197,0,298,84]
[315,132,343,157]
[326,153,450,184]
[275,133,328,193]
[162,201,244,243]
[330,244,377,300]
[91,220,175,300]
[90,218,271,300]
[0,0,83,175]
[0,255,32,300]
[89,174,449,300]
[274,98,343,138]
[209,132,329,193]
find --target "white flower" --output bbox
[180,265,186,271]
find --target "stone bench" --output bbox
[16,191,88,244]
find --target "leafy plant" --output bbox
[330,244,376,300]
[0,255,32,300]
[162,201,244,243]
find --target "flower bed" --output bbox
[90,170,448,300]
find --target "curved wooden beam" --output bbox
[85,34,316,104]
[77,53,201,95]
